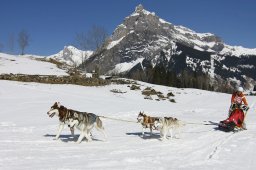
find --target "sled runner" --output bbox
[218,104,249,132]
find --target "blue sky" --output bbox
[0,0,255,56]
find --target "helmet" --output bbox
[237,87,244,92]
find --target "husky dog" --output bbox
[47,102,75,140]
[154,117,184,140]
[68,112,107,143]
[137,111,159,136]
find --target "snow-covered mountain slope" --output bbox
[84,4,256,89]
[0,53,68,75]
[220,44,256,56]
[48,46,93,66]
[1,80,256,169]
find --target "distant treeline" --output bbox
[127,65,234,93]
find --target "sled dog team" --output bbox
[47,102,184,143]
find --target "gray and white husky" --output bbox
[154,117,185,140]
[68,112,107,143]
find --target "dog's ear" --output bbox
[52,102,59,108]
[57,102,61,108]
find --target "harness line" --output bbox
[99,115,138,123]
[184,122,209,125]
[100,115,211,126]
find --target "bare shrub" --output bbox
[169,99,176,103]
[167,92,175,97]
[130,84,140,90]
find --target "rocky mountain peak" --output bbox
[135,4,144,12]
[133,4,154,16]
[110,5,161,43]
[111,5,225,53]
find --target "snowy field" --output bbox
[0,53,68,76]
[0,80,256,170]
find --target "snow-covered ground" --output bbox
[0,80,256,170]
[0,53,68,76]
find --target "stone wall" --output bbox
[0,74,109,86]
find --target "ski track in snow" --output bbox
[1,80,256,169]
[207,132,236,160]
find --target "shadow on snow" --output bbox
[126,131,161,140]
[43,134,104,143]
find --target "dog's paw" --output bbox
[140,133,145,137]
[168,137,173,140]
[140,135,146,139]
[160,137,167,141]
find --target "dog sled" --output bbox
[218,104,249,132]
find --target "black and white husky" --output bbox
[154,117,184,140]
[67,112,107,143]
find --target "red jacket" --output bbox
[231,92,248,106]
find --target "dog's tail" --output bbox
[96,116,107,140]
[96,116,104,129]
